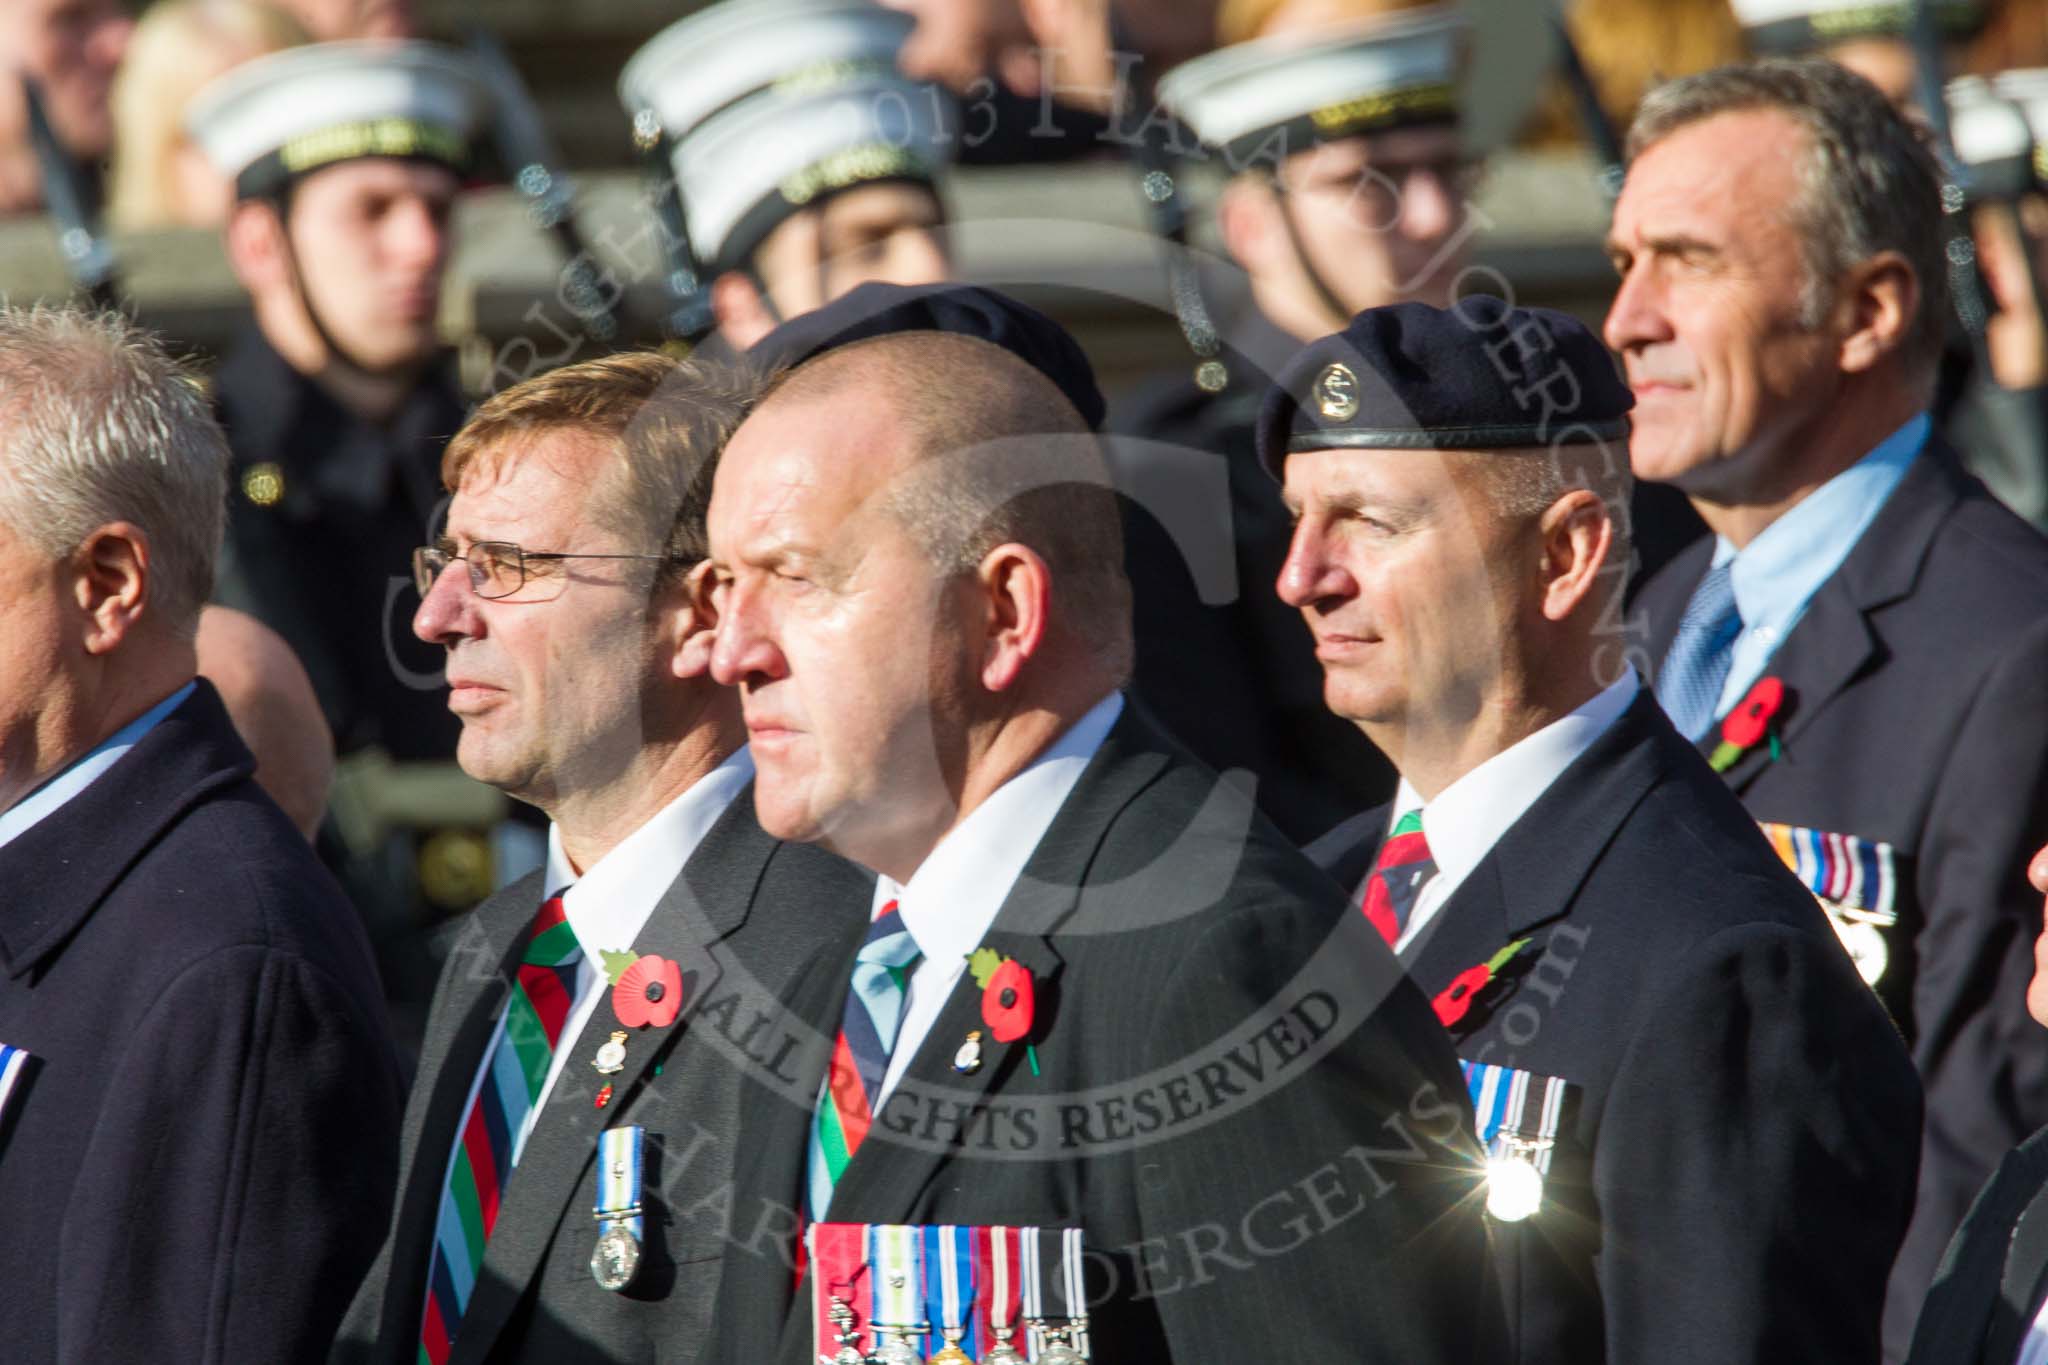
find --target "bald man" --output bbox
[700,314,1494,1363]
[196,605,333,839]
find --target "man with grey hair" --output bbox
[1610,57,2048,1360]
[0,305,402,1363]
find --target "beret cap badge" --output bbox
[1314,363,1361,421]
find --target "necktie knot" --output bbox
[1361,808,1437,947]
[857,898,923,972]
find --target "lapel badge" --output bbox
[592,1030,628,1075]
[953,1030,984,1075]
[1313,362,1360,421]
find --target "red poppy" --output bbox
[1433,964,1493,1027]
[1721,676,1786,750]
[613,954,684,1030]
[982,959,1035,1043]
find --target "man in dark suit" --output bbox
[1273,295,1924,1361]
[1907,844,2048,1365]
[699,294,1496,1362]
[331,352,870,1365]
[0,306,403,1363]
[1608,58,2048,1359]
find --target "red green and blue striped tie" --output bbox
[418,896,582,1364]
[1361,809,1436,947]
[806,898,922,1220]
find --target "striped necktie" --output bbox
[1655,560,1743,742]
[419,896,583,1364]
[807,899,922,1220]
[1361,809,1436,947]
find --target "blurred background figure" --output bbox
[195,603,335,840]
[106,0,309,232]
[188,38,521,1061]
[0,0,134,218]
[272,0,416,41]
[1101,1,1459,843]
[619,0,957,352]
[1730,0,1986,107]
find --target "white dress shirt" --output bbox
[436,746,754,1181]
[872,692,1123,1101]
[1387,674,1638,954]
[0,682,195,849]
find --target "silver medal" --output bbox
[590,1221,641,1291]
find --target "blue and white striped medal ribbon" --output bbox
[921,1224,978,1360]
[0,1042,31,1126]
[867,1224,927,1360]
[590,1125,644,1291]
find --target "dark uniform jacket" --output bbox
[1312,690,1924,1364]
[0,681,403,1364]
[1907,1123,2048,1365]
[332,787,872,1365]
[211,320,466,763]
[1633,442,2048,1361]
[705,702,1499,1365]
[1110,312,1395,842]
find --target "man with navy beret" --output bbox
[1271,294,1923,1362]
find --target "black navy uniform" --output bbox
[1111,312,1393,843]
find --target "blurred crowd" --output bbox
[13,1,2048,1362]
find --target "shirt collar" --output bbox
[0,682,197,850]
[876,692,1125,966]
[1712,412,1929,637]
[1392,672,1638,894]
[542,745,755,965]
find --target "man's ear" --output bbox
[72,522,152,655]
[224,199,287,295]
[976,542,1051,693]
[1535,489,1615,624]
[710,271,780,351]
[670,559,723,681]
[1836,250,1920,375]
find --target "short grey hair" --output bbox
[1627,57,1950,374]
[0,307,228,638]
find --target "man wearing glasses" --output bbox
[333,352,870,1365]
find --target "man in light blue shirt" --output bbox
[1611,57,2048,1360]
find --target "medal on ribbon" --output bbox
[976,1225,1025,1364]
[590,1125,645,1291]
[922,1224,979,1362]
[1759,821,1901,985]
[810,1222,870,1365]
[1021,1226,1091,1362]
[867,1223,929,1364]
[1462,1061,1575,1223]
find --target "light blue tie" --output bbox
[1656,560,1743,741]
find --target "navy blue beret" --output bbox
[1255,296,1633,478]
[748,282,1107,432]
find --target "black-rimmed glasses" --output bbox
[411,541,683,600]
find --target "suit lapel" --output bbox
[818,709,1165,1222]
[1685,448,1966,793]
[364,872,541,1354]
[448,794,779,1365]
[1405,696,1667,1034]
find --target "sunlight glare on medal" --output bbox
[1485,1153,1545,1222]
